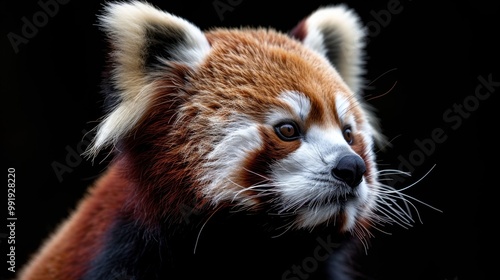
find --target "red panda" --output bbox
[18,1,410,279]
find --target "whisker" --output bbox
[272,220,296,238]
[394,164,436,193]
[387,191,442,215]
[377,165,441,206]
[377,194,415,221]
[193,205,222,254]
[242,167,271,181]
[369,163,442,233]
[375,169,411,177]
[374,134,402,154]
[376,195,415,224]
[366,81,398,102]
[363,219,393,235]
[373,206,412,229]
[366,67,398,87]
[351,223,373,253]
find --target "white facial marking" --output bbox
[201,118,262,206]
[335,94,350,122]
[267,91,311,124]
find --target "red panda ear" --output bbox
[290,5,366,94]
[86,1,210,158]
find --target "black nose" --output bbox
[331,155,366,188]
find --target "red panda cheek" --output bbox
[237,126,302,190]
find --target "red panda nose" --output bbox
[331,155,366,188]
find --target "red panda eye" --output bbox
[343,126,354,145]
[275,122,301,141]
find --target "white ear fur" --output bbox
[291,5,366,94]
[87,1,210,158]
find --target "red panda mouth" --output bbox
[262,188,359,212]
[257,168,371,230]
[300,188,358,210]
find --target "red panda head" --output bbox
[88,1,383,233]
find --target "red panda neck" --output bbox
[113,153,207,228]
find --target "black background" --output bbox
[1,0,497,279]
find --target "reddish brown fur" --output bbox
[19,23,369,280]
[18,165,129,279]
[193,29,345,125]
[236,126,302,204]
[113,28,356,221]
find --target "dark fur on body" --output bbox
[84,208,358,279]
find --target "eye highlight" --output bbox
[342,125,354,145]
[275,121,301,141]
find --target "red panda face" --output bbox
[89,2,381,233]
[189,30,378,231]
